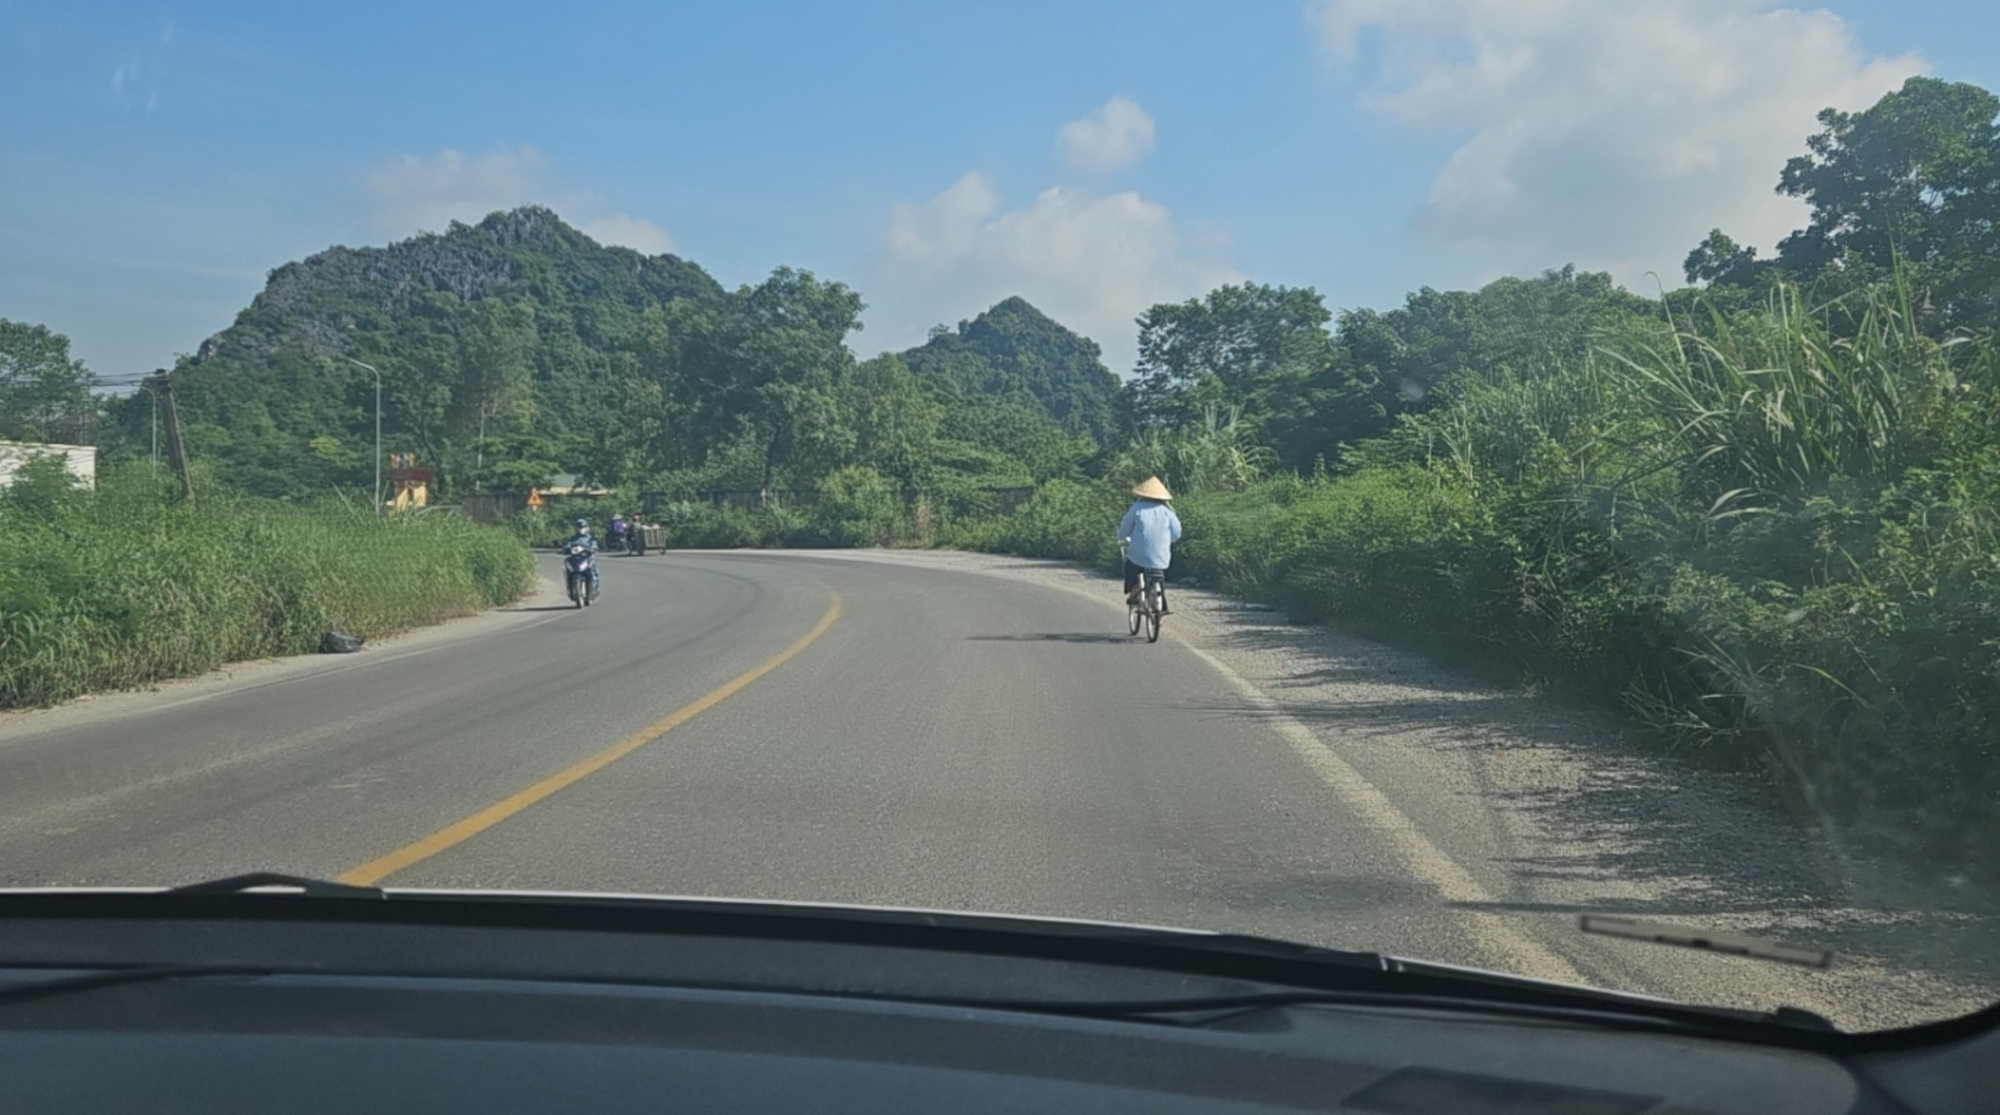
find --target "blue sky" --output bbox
[4,1,1997,381]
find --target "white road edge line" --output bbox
[1171,638,1588,986]
[772,550,1590,985]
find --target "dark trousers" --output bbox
[1124,560,1166,607]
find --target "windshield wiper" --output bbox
[166,872,383,899]
[934,988,1833,1035]
[12,883,1840,1039]
[1580,915,1834,969]
[0,965,1829,1042]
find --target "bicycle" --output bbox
[1121,546,1166,644]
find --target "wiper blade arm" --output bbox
[1580,915,1834,969]
[0,967,1833,1041]
[732,986,1837,1039]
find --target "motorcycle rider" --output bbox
[607,512,630,553]
[561,517,601,597]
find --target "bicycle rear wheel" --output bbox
[1145,578,1163,642]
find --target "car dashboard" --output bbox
[0,890,1988,1114]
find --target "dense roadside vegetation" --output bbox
[955,77,2000,873]
[6,75,1995,869]
[0,459,532,708]
[1152,279,1996,873]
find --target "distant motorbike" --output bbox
[564,544,598,608]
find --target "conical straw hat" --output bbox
[1132,476,1174,501]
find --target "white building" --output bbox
[0,441,97,490]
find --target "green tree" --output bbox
[455,298,539,491]
[837,354,944,485]
[689,267,865,496]
[1775,76,2000,325]
[0,320,95,442]
[598,303,692,486]
[1302,267,1654,467]
[1127,283,1334,432]
[1683,229,1772,288]
[934,398,1088,486]
[903,296,1124,446]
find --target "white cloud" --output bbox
[1312,0,1924,286]
[110,21,175,108]
[1056,96,1158,174]
[580,214,676,255]
[886,172,998,262]
[879,172,1239,373]
[363,146,555,235]
[362,145,675,254]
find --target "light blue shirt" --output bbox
[1119,500,1182,570]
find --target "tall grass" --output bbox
[1146,279,2000,874]
[1606,279,1956,510]
[1110,405,1276,495]
[0,463,534,708]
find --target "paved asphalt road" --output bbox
[1,548,1986,1025]
[1,550,1502,955]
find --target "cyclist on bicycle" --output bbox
[1119,476,1181,613]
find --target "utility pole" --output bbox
[148,377,159,478]
[344,358,384,517]
[161,373,195,502]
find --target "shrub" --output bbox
[0,470,534,708]
[810,466,910,548]
[944,478,1122,568]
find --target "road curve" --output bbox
[0,548,1991,1028]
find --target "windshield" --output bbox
[3,0,1997,1035]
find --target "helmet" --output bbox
[574,518,589,531]
[612,513,625,521]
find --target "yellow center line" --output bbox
[337,588,845,886]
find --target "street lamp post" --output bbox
[344,358,384,517]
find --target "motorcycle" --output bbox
[564,544,598,608]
